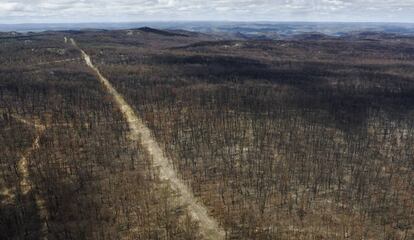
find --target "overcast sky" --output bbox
[0,0,413,24]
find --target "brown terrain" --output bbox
[0,28,413,239]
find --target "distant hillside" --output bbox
[133,27,189,37]
[2,22,414,37]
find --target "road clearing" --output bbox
[12,115,49,239]
[70,38,225,240]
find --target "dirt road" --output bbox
[12,115,49,239]
[70,38,225,240]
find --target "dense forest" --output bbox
[1,29,414,239]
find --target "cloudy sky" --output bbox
[0,0,413,23]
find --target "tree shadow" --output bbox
[0,190,44,240]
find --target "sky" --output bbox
[0,0,414,24]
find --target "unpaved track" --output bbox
[11,115,45,195]
[34,58,79,66]
[12,115,49,239]
[70,38,225,240]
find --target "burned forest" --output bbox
[1,28,414,239]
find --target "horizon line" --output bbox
[1,20,414,25]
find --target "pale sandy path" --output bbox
[11,115,49,239]
[70,38,225,240]
[34,58,80,66]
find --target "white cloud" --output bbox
[0,0,413,23]
[0,2,26,11]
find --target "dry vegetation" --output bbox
[1,28,414,239]
[0,33,200,239]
